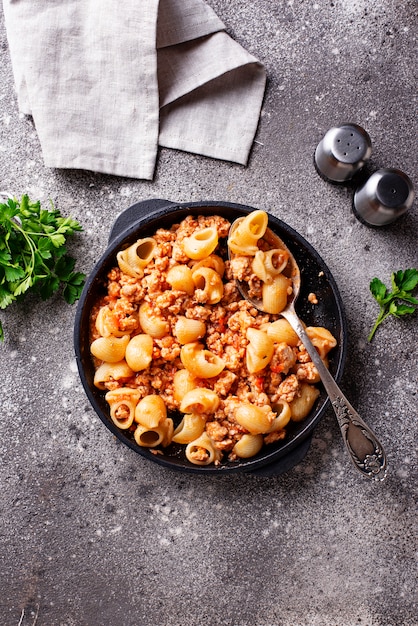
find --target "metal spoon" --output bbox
[229,217,387,481]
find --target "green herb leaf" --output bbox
[13,275,33,297]
[4,265,25,282]
[0,194,85,341]
[55,255,76,281]
[0,285,16,309]
[368,268,418,341]
[49,233,66,248]
[38,274,61,301]
[63,271,86,304]
[393,303,416,317]
[369,277,387,303]
[398,268,418,292]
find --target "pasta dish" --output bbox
[89,211,336,466]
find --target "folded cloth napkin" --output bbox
[3,0,266,180]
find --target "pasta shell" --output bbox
[233,434,263,458]
[125,334,154,371]
[234,403,274,435]
[135,394,167,429]
[134,425,165,448]
[174,317,206,344]
[180,388,219,414]
[192,267,223,304]
[93,360,134,389]
[105,387,140,429]
[192,254,225,277]
[180,342,225,378]
[139,303,169,339]
[90,335,130,362]
[182,227,218,260]
[185,432,222,466]
[166,265,195,295]
[172,414,206,444]
[173,369,197,405]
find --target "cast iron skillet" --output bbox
[74,200,347,475]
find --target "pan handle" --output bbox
[108,199,176,243]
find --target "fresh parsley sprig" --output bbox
[368,268,418,341]
[0,194,86,341]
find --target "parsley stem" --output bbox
[6,215,37,285]
[368,307,390,342]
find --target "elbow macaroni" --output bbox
[105,387,140,430]
[172,413,206,444]
[192,267,224,304]
[89,212,337,466]
[117,237,157,278]
[185,432,222,466]
[174,317,206,344]
[182,227,219,260]
[246,327,274,373]
[262,274,292,315]
[125,334,154,371]
[166,264,195,295]
[180,388,220,414]
[227,210,268,255]
[180,342,225,378]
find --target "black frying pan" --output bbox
[74,199,347,476]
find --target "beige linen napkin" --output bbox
[3,0,266,180]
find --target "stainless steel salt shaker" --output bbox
[315,123,372,183]
[353,168,415,226]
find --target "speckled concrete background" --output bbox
[0,1,417,625]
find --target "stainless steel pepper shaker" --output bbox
[315,123,372,183]
[353,168,415,226]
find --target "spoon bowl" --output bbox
[229,216,388,481]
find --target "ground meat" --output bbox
[214,439,235,452]
[188,447,210,463]
[228,256,253,282]
[154,241,173,259]
[206,421,229,441]
[144,268,166,293]
[234,374,271,407]
[120,283,145,302]
[155,256,170,272]
[228,309,257,333]
[185,305,212,321]
[270,342,297,375]
[153,228,177,244]
[265,371,282,395]
[133,373,156,397]
[274,374,300,403]
[153,291,182,311]
[294,362,320,383]
[105,298,139,334]
[114,404,130,421]
[221,281,241,304]
[245,276,263,301]
[222,345,245,371]
[154,336,181,361]
[264,430,286,445]
[171,243,190,264]
[221,396,242,422]
[108,281,121,299]
[213,371,237,397]
[295,344,311,363]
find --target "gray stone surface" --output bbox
[0,1,417,625]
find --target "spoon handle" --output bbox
[283,310,387,481]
